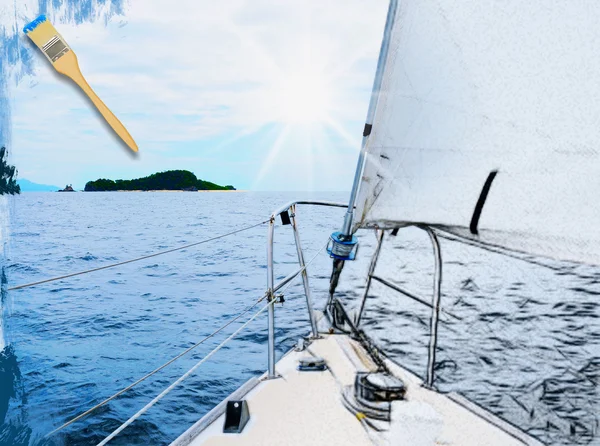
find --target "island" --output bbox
[0,146,20,195]
[84,170,235,192]
[58,184,75,192]
[17,179,60,192]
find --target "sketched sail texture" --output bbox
[354,1,600,265]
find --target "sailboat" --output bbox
[36,0,597,444]
[163,0,599,444]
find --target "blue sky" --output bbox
[1,0,388,190]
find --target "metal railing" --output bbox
[36,200,452,441]
[354,225,446,389]
[264,203,450,388]
[265,200,348,378]
[264,202,452,388]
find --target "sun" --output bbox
[251,65,362,188]
[270,71,334,125]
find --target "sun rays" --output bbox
[199,2,381,190]
[248,50,369,189]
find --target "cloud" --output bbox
[8,0,388,190]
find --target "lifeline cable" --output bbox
[9,219,269,291]
[95,242,328,445]
[45,295,263,437]
[49,240,328,441]
[432,227,565,271]
[97,300,276,446]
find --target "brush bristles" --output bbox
[22,15,64,52]
[23,14,47,34]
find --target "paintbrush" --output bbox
[23,14,138,153]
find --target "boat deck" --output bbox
[171,333,543,446]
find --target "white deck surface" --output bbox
[175,334,542,446]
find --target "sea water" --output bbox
[0,192,597,445]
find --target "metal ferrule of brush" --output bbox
[42,35,70,62]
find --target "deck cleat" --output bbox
[297,356,327,371]
[294,338,306,352]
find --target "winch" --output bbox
[341,371,406,423]
[355,371,406,403]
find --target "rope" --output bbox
[96,240,328,445]
[8,220,269,291]
[45,296,264,438]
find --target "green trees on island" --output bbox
[84,170,235,192]
[0,147,20,195]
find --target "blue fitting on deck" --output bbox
[327,231,358,261]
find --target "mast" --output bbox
[340,0,398,237]
[327,0,399,303]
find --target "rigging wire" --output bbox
[47,239,327,442]
[8,219,269,291]
[97,299,275,446]
[45,296,263,438]
[95,242,327,445]
[432,228,565,271]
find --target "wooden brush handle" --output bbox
[54,51,138,153]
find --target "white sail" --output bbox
[354,0,600,265]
